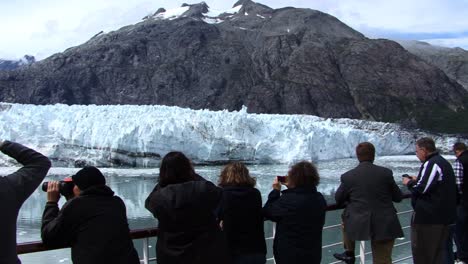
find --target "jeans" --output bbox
[455,205,468,262]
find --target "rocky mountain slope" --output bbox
[397,40,468,92]
[0,0,467,133]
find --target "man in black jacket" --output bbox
[334,142,403,264]
[41,166,139,264]
[453,142,468,263]
[0,140,51,264]
[403,137,457,264]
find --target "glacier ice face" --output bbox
[0,103,459,167]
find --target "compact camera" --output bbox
[277,176,287,183]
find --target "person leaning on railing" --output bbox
[41,166,140,264]
[453,142,468,263]
[402,137,457,264]
[0,140,51,264]
[145,151,230,264]
[333,142,404,264]
[217,162,267,264]
[263,161,327,264]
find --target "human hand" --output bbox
[273,177,282,191]
[402,176,417,186]
[47,181,61,203]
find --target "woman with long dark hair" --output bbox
[218,162,266,264]
[263,161,326,264]
[145,151,229,264]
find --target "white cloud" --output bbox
[0,0,467,60]
[422,37,468,50]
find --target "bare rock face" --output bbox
[397,40,468,92]
[0,0,467,133]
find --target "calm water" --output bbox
[3,155,446,263]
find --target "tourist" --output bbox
[263,161,326,264]
[218,162,266,264]
[0,140,51,264]
[145,151,229,264]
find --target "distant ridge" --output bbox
[0,1,467,133]
[0,55,35,71]
[397,40,468,92]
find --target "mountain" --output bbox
[0,55,35,70]
[397,40,468,92]
[0,0,467,134]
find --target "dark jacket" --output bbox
[263,187,326,264]
[41,185,139,264]
[145,180,230,264]
[456,151,468,207]
[0,141,51,264]
[218,186,266,257]
[407,152,457,224]
[335,161,404,241]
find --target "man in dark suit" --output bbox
[334,142,404,264]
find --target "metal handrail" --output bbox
[17,193,413,264]
[17,228,159,254]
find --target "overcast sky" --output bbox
[1,0,468,60]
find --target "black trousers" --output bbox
[411,223,450,264]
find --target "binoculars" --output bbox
[41,178,75,200]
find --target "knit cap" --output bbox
[72,166,106,190]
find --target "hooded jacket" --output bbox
[0,141,51,264]
[263,186,326,264]
[41,185,139,264]
[145,180,230,264]
[218,186,266,257]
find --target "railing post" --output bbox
[272,223,276,264]
[142,237,150,264]
[359,241,365,264]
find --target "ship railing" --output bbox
[17,195,413,264]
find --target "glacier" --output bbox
[0,103,461,167]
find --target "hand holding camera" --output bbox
[277,176,287,183]
[402,174,416,185]
[272,176,288,190]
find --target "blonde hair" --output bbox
[218,162,256,187]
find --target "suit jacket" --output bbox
[335,161,404,241]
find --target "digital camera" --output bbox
[277,176,287,183]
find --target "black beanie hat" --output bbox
[72,166,106,190]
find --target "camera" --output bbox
[277,176,287,183]
[41,177,75,200]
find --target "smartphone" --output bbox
[277,176,287,183]
[402,174,411,179]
